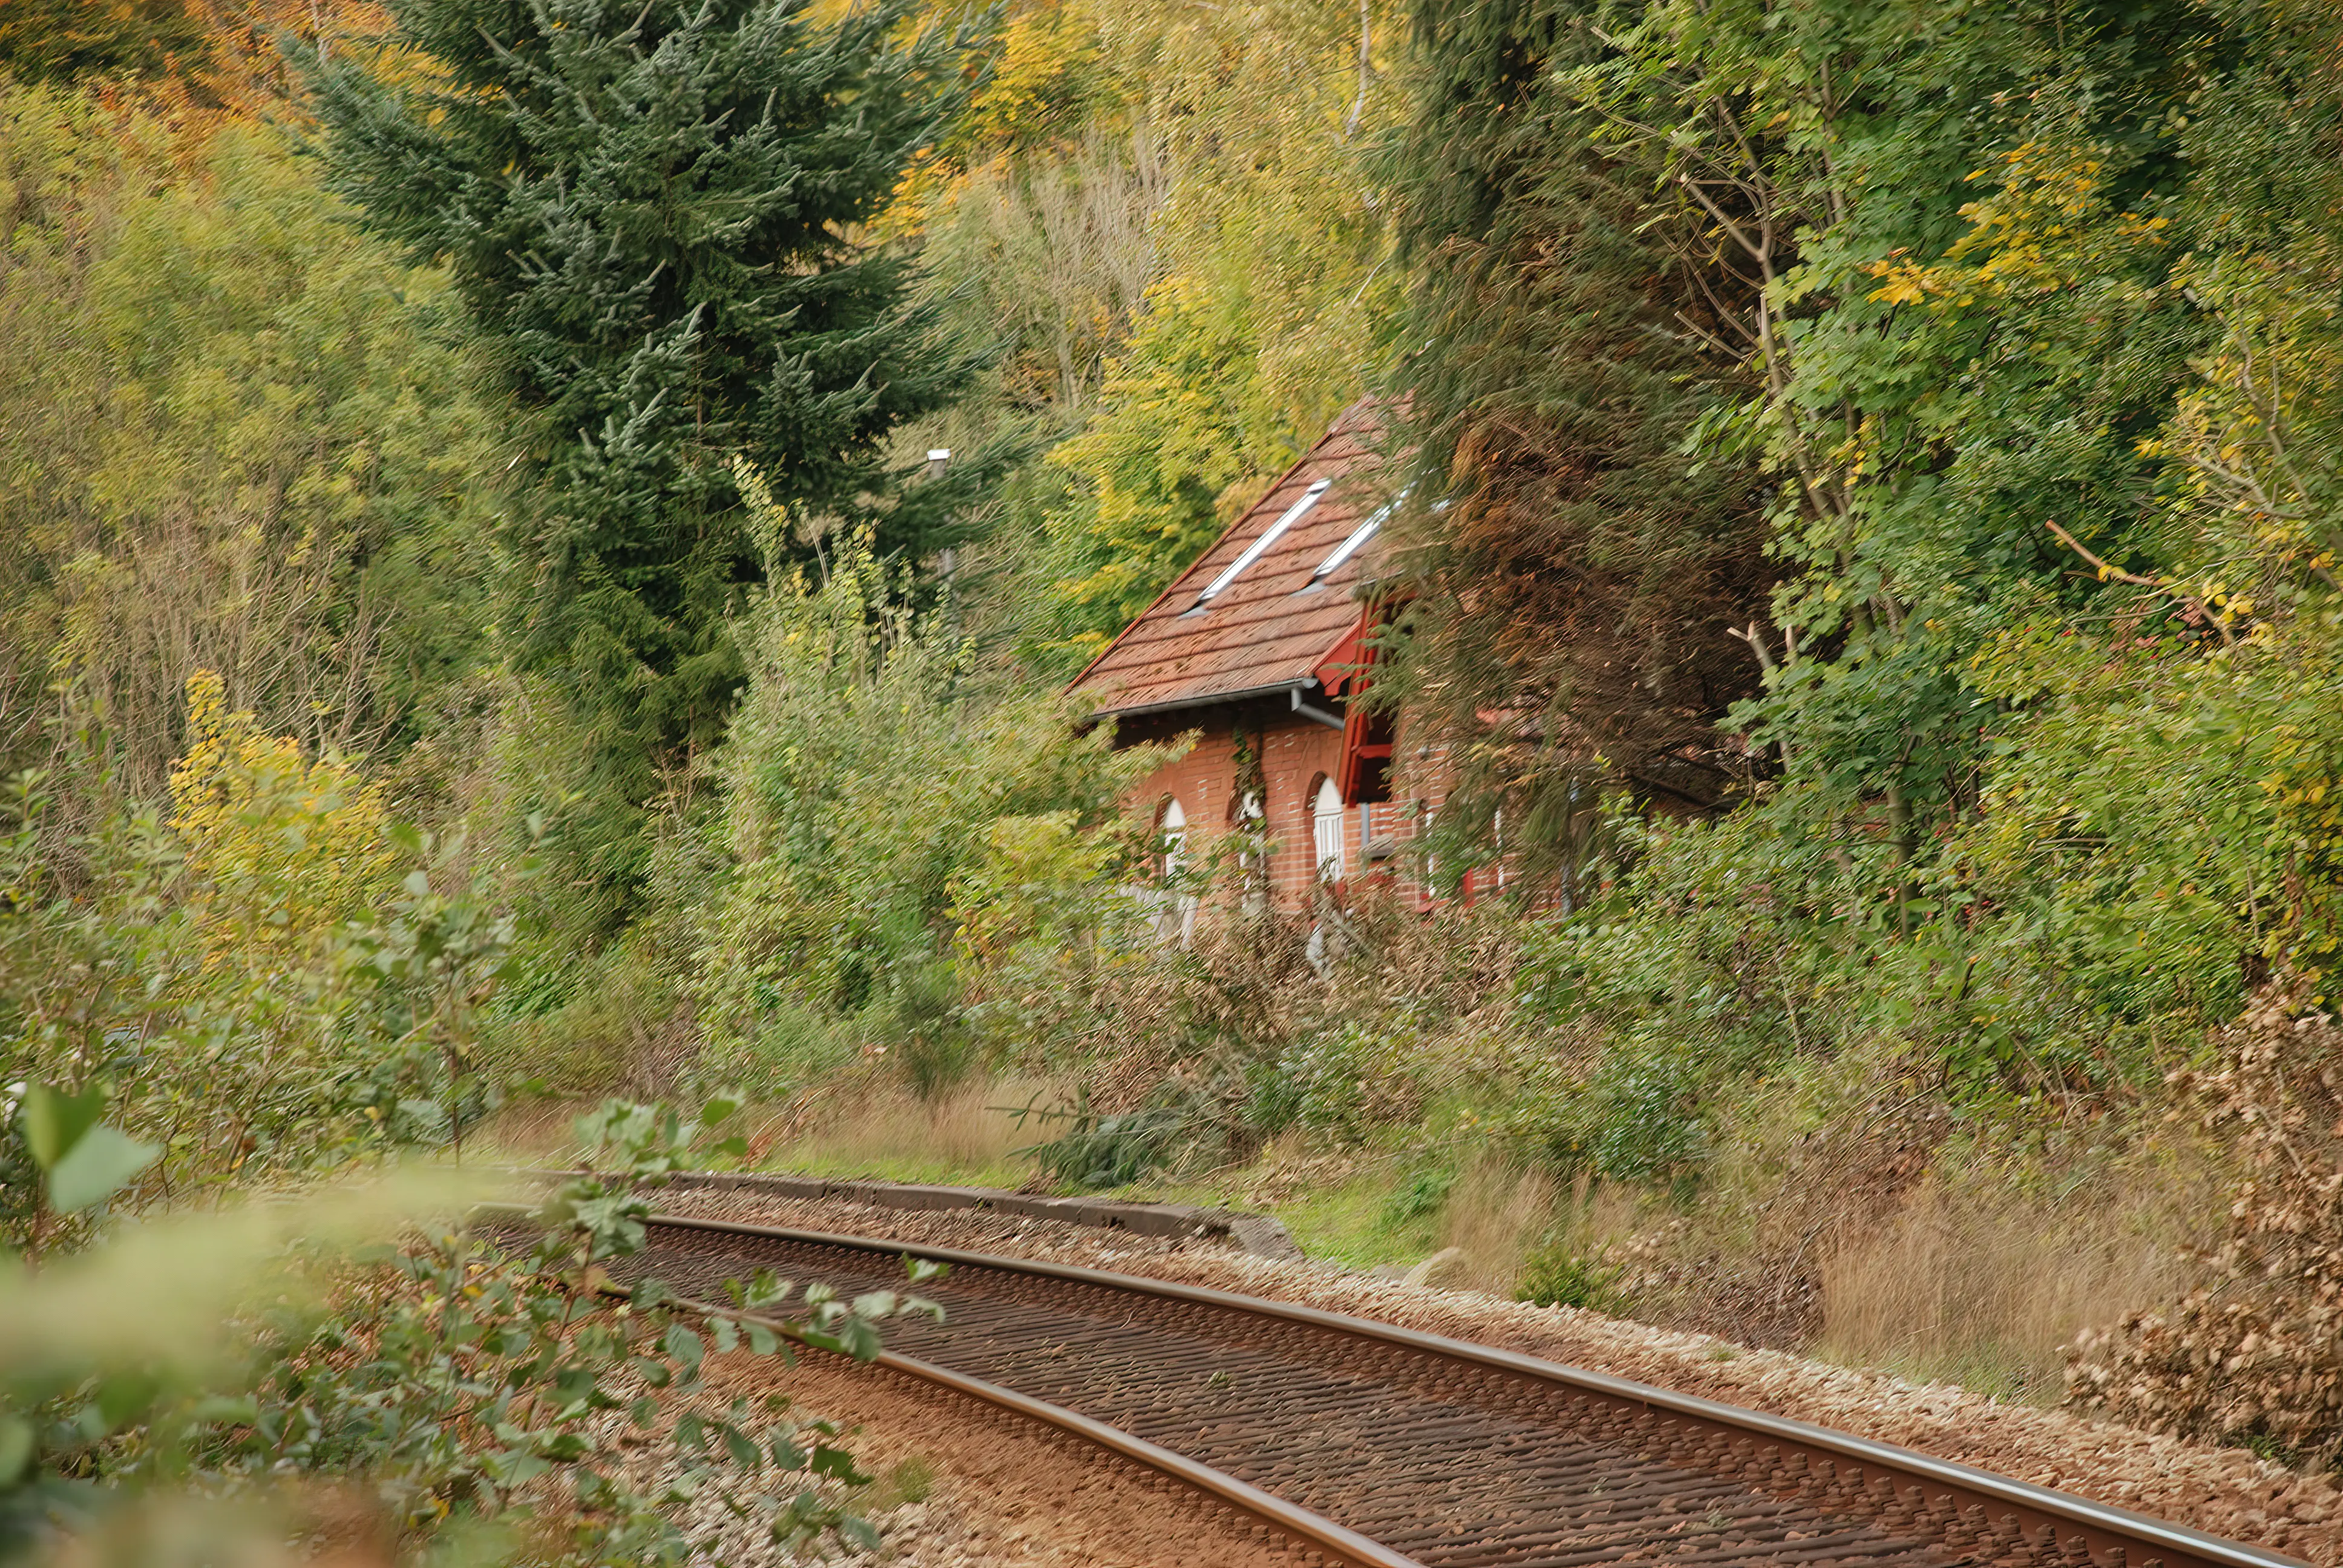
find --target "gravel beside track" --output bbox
[650,1186,2343,1566]
[659,1353,1300,1567]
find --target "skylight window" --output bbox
[1306,486,1411,585]
[1193,479,1331,607]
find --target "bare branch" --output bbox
[2043,519,2160,587]
[1726,620,1778,674]
[1676,174,1770,266]
[2043,520,2237,645]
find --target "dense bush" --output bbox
[1515,1246,1626,1313]
[0,82,503,788]
[2068,985,2343,1464]
[686,515,1166,1091]
[306,0,991,928]
[1499,578,2343,1181]
[1353,0,2343,1212]
[0,668,575,1249]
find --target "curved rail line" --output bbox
[620,1212,2307,1568]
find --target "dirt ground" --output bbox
[656,1185,2343,1566]
[667,1351,1297,1568]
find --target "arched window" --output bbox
[1311,776,1345,882]
[1158,797,1187,877]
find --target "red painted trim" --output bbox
[1332,605,1384,805]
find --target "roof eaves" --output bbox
[1083,677,1314,725]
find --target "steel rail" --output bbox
[640,1210,2310,1568]
[680,1292,1423,1568]
[476,1199,1403,1568]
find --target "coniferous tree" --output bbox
[306,0,987,915]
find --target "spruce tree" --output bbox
[306,0,986,913]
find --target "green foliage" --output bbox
[1007,1093,1187,1191]
[1503,791,2175,1178]
[1079,0,1398,452]
[167,669,396,964]
[0,0,208,85]
[1374,0,1771,869]
[872,1455,937,1508]
[362,817,538,1158]
[0,675,549,1244]
[0,1099,932,1563]
[1369,0,2343,1191]
[24,0,2343,1476]
[2,765,359,1235]
[1244,1010,1434,1146]
[0,84,504,787]
[16,1083,157,1219]
[889,0,1404,670]
[1037,276,1262,650]
[1249,1023,1380,1143]
[949,809,1135,1061]
[1514,1246,1624,1313]
[307,0,994,913]
[688,515,1162,1085]
[891,2,1152,408]
[1380,1166,1454,1227]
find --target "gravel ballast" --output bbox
[604,1350,1293,1567]
[655,1185,2343,1566]
[688,1353,1294,1567]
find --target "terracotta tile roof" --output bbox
[1067,400,1396,720]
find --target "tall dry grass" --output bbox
[1815,1160,2217,1401]
[1400,1108,2222,1411]
[1433,1153,1559,1290]
[476,1074,1053,1187]
[746,1076,1052,1186]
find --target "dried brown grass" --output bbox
[473,1097,583,1161]
[744,1075,1052,1186]
[1816,1165,2209,1402]
[476,1072,1056,1189]
[1395,1077,2221,1406]
[1435,1153,1559,1292]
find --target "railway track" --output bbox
[615,1212,2305,1568]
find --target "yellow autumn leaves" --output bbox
[1866,139,2172,309]
[168,668,394,966]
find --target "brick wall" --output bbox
[1124,711,1456,912]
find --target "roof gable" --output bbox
[1066,400,1395,719]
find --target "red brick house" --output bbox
[1066,400,1445,913]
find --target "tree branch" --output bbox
[2043,519,2160,586]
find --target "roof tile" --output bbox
[1067,401,1393,717]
